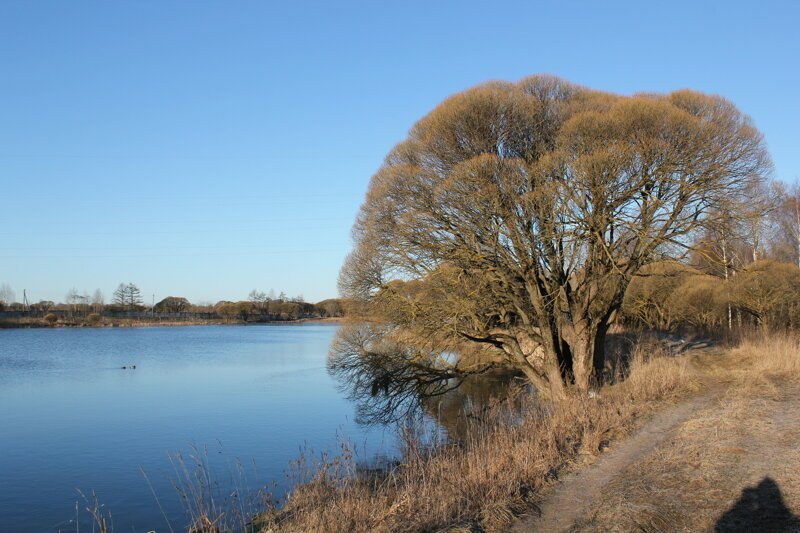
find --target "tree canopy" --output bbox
[337,75,771,399]
[154,296,190,313]
[112,282,143,309]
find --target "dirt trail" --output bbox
[510,388,719,532]
[511,356,800,532]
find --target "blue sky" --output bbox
[1,1,798,304]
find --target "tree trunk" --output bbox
[541,330,569,401]
[569,328,596,394]
[523,316,611,398]
[592,322,609,381]
[722,237,732,331]
[546,363,567,400]
[501,330,567,402]
[794,192,800,269]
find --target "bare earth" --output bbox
[512,354,800,532]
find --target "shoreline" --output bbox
[0,316,343,330]
[255,335,800,532]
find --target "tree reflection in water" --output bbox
[328,323,526,443]
[421,369,525,442]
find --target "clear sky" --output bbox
[1,1,798,304]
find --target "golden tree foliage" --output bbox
[622,262,713,330]
[339,75,770,398]
[622,260,800,332]
[730,260,800,330]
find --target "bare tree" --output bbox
[35,300,54,313]
[112,282,143,309]
[91,289,104,313]
[154,296,190,313]
[65,288,80,305]
[691,209,750,330]
[66,288,88,316]
[338,75,770,399]
[328,322,488,424]
[0,283,15,306]
[248,289,268,311]
[92,289,104,305]
[731,260,800,331]
[125,283,143,307]
[770,180,800,268]
[112,283,127,306]
[738,180,782,263]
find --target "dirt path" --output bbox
[510,388,719,532]
[511,367,800,532]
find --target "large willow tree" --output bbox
[338,75,770,400]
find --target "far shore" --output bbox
[0,316,343,330]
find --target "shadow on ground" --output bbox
[715,477,800,532]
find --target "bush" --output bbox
[622,261,727,330]
[622,260,800,333]
[668,276,727,330]
[43,313,58,325]
[86,313,103,326]
[730,260,800,331]
[154,296,190,313]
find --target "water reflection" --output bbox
[422,369,523,442]
[327,323,522,442]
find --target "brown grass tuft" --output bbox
[731,332,800,376]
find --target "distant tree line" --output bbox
[0,281,347,323]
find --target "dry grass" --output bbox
[573,332,800,532]
[252,342,699,533]
[730,332,800,376]
[167,445,277,533]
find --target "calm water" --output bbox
[0,324,395,531]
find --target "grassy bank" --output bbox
[250,339,707,532]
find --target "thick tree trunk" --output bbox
[546,363,567,400]
[499,328,568,401]
[592,322,609,381]
[559,317,612,394]
[518,316,611,399]
[570,332,596,394]
[539,330,569,401]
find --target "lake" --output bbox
[0,324,399,531]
